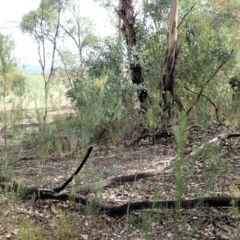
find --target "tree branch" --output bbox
[53,146,93,193]
[177,2,197,28]
[184,86,233,131]
[186,49,233,115]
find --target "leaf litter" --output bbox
[0,130,240,239]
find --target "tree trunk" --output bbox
[161,0,179,114]
[116,0,147,102]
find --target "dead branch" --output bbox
[188,133,240,157]
[53,146,93,193]
[77,171,161,192]
[186,49,234,115]
[128,132,153,146]
[184,86,233,131]
[102,196,240,217]
[1,175,240,217]
[177,2,197,28]
[129,129,173,146]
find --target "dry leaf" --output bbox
[2,210,9,217]
[11,229,19,235]
[5,233,11,239]
[80,234,88,240]
[229,183,240,197]
[51,203,59,215]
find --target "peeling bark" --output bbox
[162,0,179,114]
[116,0,147,102]
[163,0,178,93]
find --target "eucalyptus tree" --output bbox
[161,0,180,115]
[91,0,238,120]
[58,0,98,87]
[97,0,179,108]
[115,0,149,103]
[175,0,237,116]
[20,0,67,124]
[141,0,237,117]
[93,0,149,102]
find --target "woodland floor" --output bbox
[1,125,240,239]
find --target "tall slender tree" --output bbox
[0,34,17,148]
[21,0,65,124]
[161,0,180,115]
[58,0,97,86]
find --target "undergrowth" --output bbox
[0,70,239,239]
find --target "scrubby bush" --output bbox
[67,76,138,146]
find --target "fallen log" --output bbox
[1,176,239,217]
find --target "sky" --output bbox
[0,0,39,65]
[0,0,115,66]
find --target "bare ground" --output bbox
[1,127,240,239]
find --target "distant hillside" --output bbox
[22,64,50,74]
[22,64,42,73]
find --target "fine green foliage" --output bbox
[0,33,18,149]
[172,113,224,212]
[67,75,137,146]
